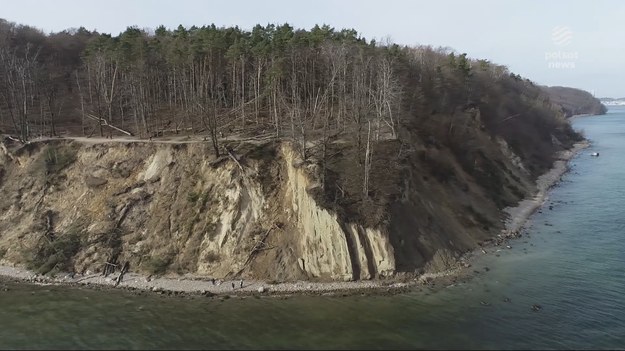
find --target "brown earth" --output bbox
[0,107,581,283]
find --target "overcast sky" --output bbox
[3,0,625,97]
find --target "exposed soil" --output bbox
[0,138,587,298]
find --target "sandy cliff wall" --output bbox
[281,146,395,281]
[0,102,578,283]
[0,140,396,281]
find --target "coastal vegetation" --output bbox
[0,19,605,281]
[542,86,607,117]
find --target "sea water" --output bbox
[1,109,624,349]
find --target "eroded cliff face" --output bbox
[281,146,395,281]
[0,140,396,281]
[0,104,577,282]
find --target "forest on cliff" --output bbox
[0,19,606,278]
[0,19,589,145]
[0,19,595,187]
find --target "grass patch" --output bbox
[25,223,85,275]
[206,221,219,240]
[187,191,200,203]
[205,252,220,263]
[142,254,173,275]
[43,144,77,175]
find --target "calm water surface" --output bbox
[1,108,625,350]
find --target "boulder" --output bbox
[85,175,107,188]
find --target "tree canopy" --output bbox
[0,19,583,180]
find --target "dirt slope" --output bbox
[0,105,579,282]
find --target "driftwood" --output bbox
[208,155,229,168]
[242,225,275,268]
[84,113,133,136]
[0,142,19,165]
[225,146,244,172]
[73,273,99,283]
[335,182,345,198]
[102,201,132,279]
[158,127,194,134]
[228,225,276,278]
[4,135,21,143]
[103,261,118,277]
[151,127,194,137]
[112,186,132,196]
[115,204,130,228]
[43,210,54,240]
[114,261,130,287]
[498,113,522,124]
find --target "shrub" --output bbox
[205,252,220,263]
[25,225,84,275]
[43,145,77,175]
[187,191,200,203]
[142,255,172,275]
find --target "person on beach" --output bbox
[239,279,243,289]
[231,282,235,290]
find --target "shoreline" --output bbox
[502,140,589,235]
[0,141,590,299]
[569,113,592,120]
[0,265,417,298]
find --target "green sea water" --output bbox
[1,109,624,350]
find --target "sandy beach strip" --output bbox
[0,265,416,297]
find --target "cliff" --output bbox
[0,139,396,281]
[0,95,581,282]
[542,86,607,117]
[0,20,590,282]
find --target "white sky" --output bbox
[3,0,625,97]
